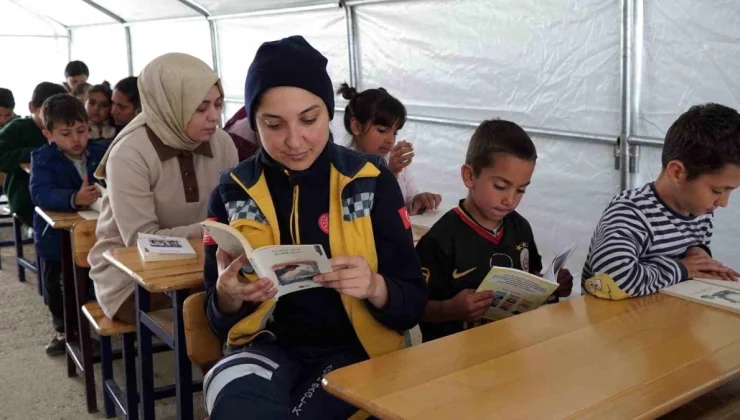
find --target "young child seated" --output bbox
[582,103,740,300]
[85,81,116,146]
[0,82,67,227]
[29,93,107,356]
[337,83,442,214]
[417,119,573,342]
[0,87,18,128]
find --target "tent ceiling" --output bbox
[9,0,345,28]
[89,0,201,22]
[12,0,116,26]
[198,0,338,17]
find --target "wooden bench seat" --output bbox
[82,303,136,336]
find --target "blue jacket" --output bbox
[29,142,108,260]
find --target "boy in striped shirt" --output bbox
[583,103,740,300]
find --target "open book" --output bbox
[78,184,106,220]
[476,243,576,321]
[660,278,740,314]
[201,220,331,299]
[137,233,197,262]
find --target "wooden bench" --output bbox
[82,302,138,419]
[71,219,100,413]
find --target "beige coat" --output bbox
[88,126,237,317]
[89,52,239,318]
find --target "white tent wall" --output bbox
[69,26,128,87]
[354,0,623,273]
[0,0,68,111]
[2,0,739,277]
[632,0,740,265]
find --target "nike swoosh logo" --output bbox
[452,267,477,279]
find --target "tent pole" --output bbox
[341,1,360,88]
[619,0,635,190]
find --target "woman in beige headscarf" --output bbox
[88,53,238,322]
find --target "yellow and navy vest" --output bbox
[217,143,405,358]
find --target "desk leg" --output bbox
[172,289,193,420]
[136,284,155,420]
[61,229,77,378]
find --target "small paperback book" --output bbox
[201,219,330,299]
[137,233,197,263]
[660,278,740,314]
[476,243,576,321]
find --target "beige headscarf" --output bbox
[95,52,222,179]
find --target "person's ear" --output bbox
[665,160,688,184]
[350,118,364,137]
[461,164,476,188]
[28,102,36,115]
[42,128,54,143]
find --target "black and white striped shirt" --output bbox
[582,183,713,297]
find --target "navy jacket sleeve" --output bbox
[203,186,253,341]
[29,149,77,211]
[366,164,429,331]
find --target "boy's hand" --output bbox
[683,246,739,281]
[74,176,99,207]
[680,253,734,280]
[388,140,414,176]
[445,289,494,321]
[410,192,442,215]
[555,268,574,297]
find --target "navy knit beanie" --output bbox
[245,35,334,131]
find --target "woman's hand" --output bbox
[215,248,277,314]
[313,256,389,309]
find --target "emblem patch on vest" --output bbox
[318,213,329,234]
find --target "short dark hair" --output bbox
[465,119,537,176]
[337,83,407,136]
[64,60,89,77]
[663,103,740,180]
[0,88,14,109]
[31,82,67,109]
[114,76,140,109]
[42,93,88,131]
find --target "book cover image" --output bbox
[699,289,740,306]
[149,239,184,249]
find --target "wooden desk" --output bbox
[105,239,204,420]
[20,162,30,174]
[323,294,740,420]
[35,208,93,229]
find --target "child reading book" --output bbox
[29,93,106,356]
[337,83,442,214]
[416,119,573,343]
[582,103,740,300]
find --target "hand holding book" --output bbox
[682,246,738,281]
[215,249,277,314]
[313,255,390,309]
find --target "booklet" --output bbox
[201,219,331,299]
[660,278,740,314]
[476,243,577,321]
[137,233,197,263]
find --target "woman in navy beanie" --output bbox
[201,36,428,419]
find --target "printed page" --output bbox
[661,280,740,314]
[201,220,253,259]
[695,278,740,291]
[476,267,559,321]
[542,243,577,282]
[252,245,331,299]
